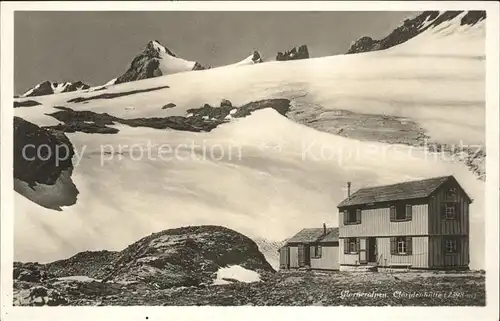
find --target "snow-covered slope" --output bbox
[13,11,486,270]
[230,51,264,66]
[20,80,90,97]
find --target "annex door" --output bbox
[298,244,310,267]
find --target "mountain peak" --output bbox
[115,41,208,84]
[144,40,177,58]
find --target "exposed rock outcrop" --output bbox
[13,117,79,210]
[14,100,41,108]
[101,225,274,288]
[45,99,291,134]
[276,45,309,61]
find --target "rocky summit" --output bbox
[20,80,90,97]
[115,40,208,84]
[276,45,309,61]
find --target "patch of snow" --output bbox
[418,13,439,31]
[113,280,139,285]
[213,265,261,285]
[57,275,100,282]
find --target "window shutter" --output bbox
[356,209,361,224]
[406,237,412,255]
[455,238,461,253]
[318,246,322,257]
[310,245,315,258]
[390,206,396,222]
[440,203,446,220]
[356,238,360,253]
[344,239,349,254]
[406,204,412,221]
[343,210,348,225]
[390,237,396,255]
[441,237,446,253]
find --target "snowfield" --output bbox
[213,265,261,285]
[14,12,485,270]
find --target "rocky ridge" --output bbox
[347,10,486,54]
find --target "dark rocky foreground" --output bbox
[14,225,277,306]
[45,98,291,134]
[347,10,486,54]
[13,267,485,306]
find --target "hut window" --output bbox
[391,237,412,255]
[345,209,361,224]
[445,239,457,253]
[445,203,456,219]
[390,204,412,222]
[397,237,407,254]
[349,210,357,223]
[312,245,322,258]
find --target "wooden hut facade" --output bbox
[337,175,471,270]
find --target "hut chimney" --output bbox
[347,182,352,198]
[323,223,327,235]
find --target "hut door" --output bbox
[358,238,367,264]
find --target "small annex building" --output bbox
[279,224,339,271]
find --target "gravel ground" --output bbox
[15,270,484,306]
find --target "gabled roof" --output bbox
[318,228,339,243]
[337,175,469,208]
[286,227,339,244]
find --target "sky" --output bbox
[14,11,418,94]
